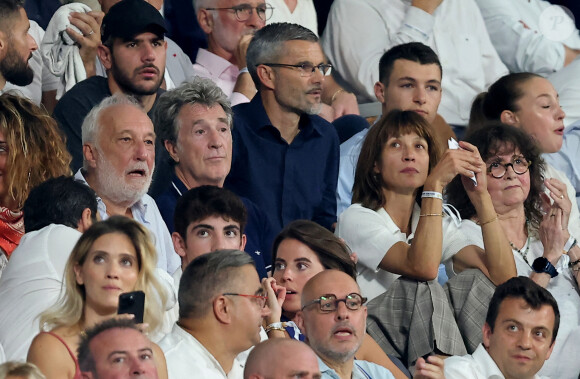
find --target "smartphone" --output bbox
[117,291,145,324]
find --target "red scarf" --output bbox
[0,206,24,258]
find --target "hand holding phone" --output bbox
[117,290,145,324]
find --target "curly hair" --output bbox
[271,219,356,279]
[446,123,545,232]
[352,110,441,210]
[0,94,71,208]
[40,216,167,334]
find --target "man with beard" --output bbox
[296,270,445,379]
[74,93,181,275]
[224,23,339,234]
[0,0,38,92]
[53,0,167,171]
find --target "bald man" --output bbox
[297,270,445,379]
[244,338,321,379]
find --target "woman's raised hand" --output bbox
[545,178,571,231]
[425,141,483,191]
[262,277,286,324]
[540,193,568,264]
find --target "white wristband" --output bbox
[239,67,249,74]
[421,191,443,200]
[564,236,577,253]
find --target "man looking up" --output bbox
[445,276,560,379]
[225,22,339,233]
[54,0,168,171]
[0,0,38,92]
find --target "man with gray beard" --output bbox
[224,22,339,234]
[75,94,181,276]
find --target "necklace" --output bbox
[509,222,531,266]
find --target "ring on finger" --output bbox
[560,194,564,199]
[87,30,94,36]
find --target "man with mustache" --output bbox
[296,270,445,379]
[0,0,38,93]
[74,93,181,275]
[53,0,168,172]
[224,22,339,234]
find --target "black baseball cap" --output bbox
[101,0,167,42]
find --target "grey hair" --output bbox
[153,77,233,146]
[81,94,143,168]
[178,249,255,319]
[192,0,211,15]
[0,361,46,379]
[246,22,319,88]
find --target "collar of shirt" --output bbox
[241,94,324,140]
[471,344,538,379]
[196,48,240,79]
[317,357,371,379]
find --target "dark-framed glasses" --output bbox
[204,3,274,22]
[222,292,268,308]
[259,63,333,77]
[486,156,531,179]
[301,293,367,313]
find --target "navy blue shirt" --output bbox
[225,95,339,233]
[154,174,275,279]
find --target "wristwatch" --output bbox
[532,257,559,278]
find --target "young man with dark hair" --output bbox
[445,276,560,379]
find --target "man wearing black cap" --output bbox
[53,0,167,172]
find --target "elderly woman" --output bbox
[446,123,580,378]
[0,94,71,276]
[27,217,168,379]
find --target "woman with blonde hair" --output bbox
[0,361,46,379]
[27,216,168,379]
[0,93,71,275]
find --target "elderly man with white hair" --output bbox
[75,93,180,275]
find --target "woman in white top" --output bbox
[446,123,580,378]
[336,110,515,301]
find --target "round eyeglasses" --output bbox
[223,292,268,308]
[259,63,333,77]
[204,4,274,22]
[486,156,531,179]
[301,293,367,313]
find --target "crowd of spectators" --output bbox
[0,0,579,378]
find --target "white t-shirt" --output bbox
[266,0,318,35]
[336,203,463,300]
[0,224,81,362]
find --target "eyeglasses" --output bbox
[259,63,333,77]
[223,292,268,308]
[301,293,367,312]
[205,4,274,22]
[486,156,531,179]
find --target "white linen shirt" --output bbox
[159,324,245,379]
[336,203,459,300]
[0,224,81,362]
[445,344,548,379]
[266,0,318,35]
[321,0,508,126]
[74,170,181,275]
[474,0,580,75]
